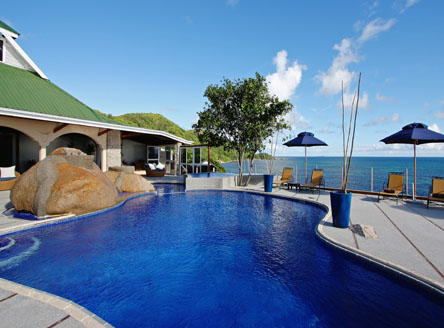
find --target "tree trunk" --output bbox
[245,154,256,186]
[237,151,244,186]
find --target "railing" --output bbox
[226,161,436,197]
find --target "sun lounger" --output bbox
[427,177,444,208]
[378,172,404,204]
[300,169,324,193]
[273,167,293,188]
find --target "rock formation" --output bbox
[105,166,154,193]
[11,147,118,217]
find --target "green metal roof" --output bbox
[0,63,123,125]
[0,20,19,35]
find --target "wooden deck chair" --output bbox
[427,177,444,208]
[378,172,404,204]
[300,169,324,193]
[273,167,293,188]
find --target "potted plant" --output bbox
[262,116,289,192]
[330,73,361,228]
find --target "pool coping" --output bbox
[0,191,156,237]
[0,277,113,327]
[316,216,444,297]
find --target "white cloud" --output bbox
[376,93,394,103]
[266,50,306,101]
[422,143,444,150]
[435,112,444,119]
[341,91,369,109]
[429,123,440,133]
[364,112,400,126]
[358,18,397,43]
[284,109,308,130]
[401,0,420,13]
[315,38,357,96]
[316,18,396,98]
[320,123,336,134]
[391,113,400,122]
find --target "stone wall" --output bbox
[106,130,121,169]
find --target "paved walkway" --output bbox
[1,185,444,327]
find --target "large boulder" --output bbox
[11,148,118,217]
[104,167,154,193]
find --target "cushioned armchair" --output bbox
[145,163,166,177]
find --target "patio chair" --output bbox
[273,167,293,188]
[145,163,166,177]
[378,172,404,204]
[427,177,444,208]
[300,169,325,193]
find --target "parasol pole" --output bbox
[305,145,307,183]
[414,141,417,199]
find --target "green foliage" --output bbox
[94,110,234,167]
[256,152,274,160]
[193,73,293,185]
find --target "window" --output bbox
[0,39,3,62]
[147,146,160,164]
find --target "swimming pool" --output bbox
[1,191,443,327]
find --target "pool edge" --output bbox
[0,277,113,327]
[201,188,444,298]
[316,214,444,297]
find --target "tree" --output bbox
[193,73,293,186]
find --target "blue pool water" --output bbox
[1,191,444,327]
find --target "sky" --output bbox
[2,0,444,157]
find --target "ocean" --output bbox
[222,157,444,197]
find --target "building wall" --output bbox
[0,36,33,71]
[0,115,110,170]
[18,133,39,171]
[121,139,147,165]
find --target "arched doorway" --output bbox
[0,126,39,173]
[47,133,101,167]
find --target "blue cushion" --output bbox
[0,177,16,182]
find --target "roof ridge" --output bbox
[0,20,19,35]
[0,62,127,126]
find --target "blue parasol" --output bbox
[284,132,328,182]
[380,122,444,198]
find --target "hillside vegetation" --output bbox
[96,111,237,165]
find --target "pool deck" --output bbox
[233,184,444,294]
[1,185,444,326]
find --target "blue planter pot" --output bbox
[263,174,274,192]
[330,191,351,228]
